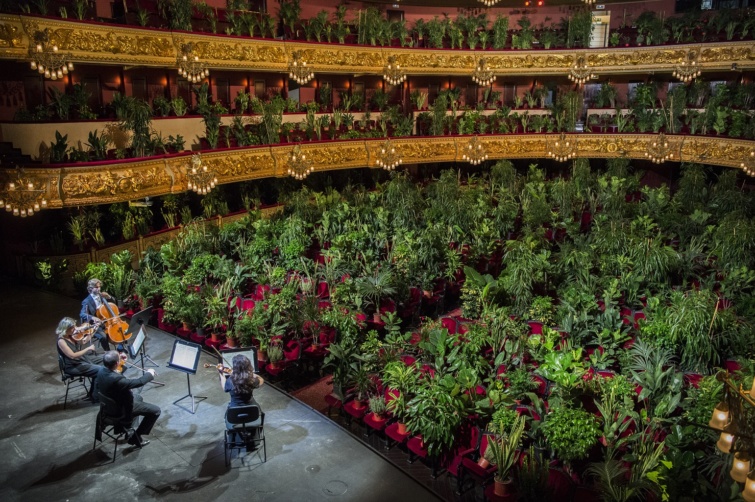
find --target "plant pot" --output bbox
[181,322,191,331]
[397,422,408,435]
[226,336,238,348]
[494,477,513,497]
[477,457,490,469]
[258,349,268,363]
[210,332,222,342]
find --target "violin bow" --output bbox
[211,346,232,368]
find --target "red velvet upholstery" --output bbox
[344,399,368,420]
[384,421,411,445]
[364,412,389,432]
[547,467,576,500]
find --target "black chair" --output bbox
[93,392,134,462]
[58,355,90,409]
[225,404,266,466]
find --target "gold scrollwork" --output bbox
[0,22,22,48]
[61,165,171,200]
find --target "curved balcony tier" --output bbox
[3,133,752,209]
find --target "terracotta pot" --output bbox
[226,336,238,348]
[494,477,513,497]
[258,349,268,362]
[353,399,366,410]
[477,457,490,469]
[181,322,191,331]
[397,422,408,435]
[210,332,222,342]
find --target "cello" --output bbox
[97,293,131,344]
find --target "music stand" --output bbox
[128,326,164,387]
[168,339,206,414]
[126,307,158,367]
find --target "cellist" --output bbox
[80,278,112,351]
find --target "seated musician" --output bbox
[80,278,112,352]
[218,354,265,430]
[56,317,104,403]
[97,351,160,448]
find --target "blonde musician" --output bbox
[56,317,104,403]
[80,277,112,351]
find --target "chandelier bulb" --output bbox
[30,61,37,70]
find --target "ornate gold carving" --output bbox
[61,164,171,202]
[4,135,755,209]
[3,16,755,74]
[0,22,22,48]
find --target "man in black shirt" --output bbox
[97,351,161,448]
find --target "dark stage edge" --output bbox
[0,281,441,502]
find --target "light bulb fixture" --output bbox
[731,452,752,483]
[472,57,496,87]
[744,471,755,502]
[568,54,596,86]
[547,132,577,162]
[375,139,402,171]
[673,49,702,83]
[186,153,217,195]
[288,145,313,180]
[28,29,73,81]
[582,0,596,4]
[177,43,209,84]
[288,50,314,85]
[709,401,731,430]
[644,133,675,164]
[461,136,488,166]
[740,150,755,177]
[478,0,501,6]
[0,167,48,217]
[717,426,736,454]
[383,55,406,86]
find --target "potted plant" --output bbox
[203,280,232,342]
[368,394,388,421]
[487,414,527,496]
[540,405,601,469]
[267,343,284,370]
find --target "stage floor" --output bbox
[0,281,440,502]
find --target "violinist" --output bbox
[97,351,160,448]
[80,278,112,351]
[56,317,104,403]
[219,355,265,430]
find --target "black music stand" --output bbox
[168,339,206,414]
[126,307,158,367]
[128,326,165,388]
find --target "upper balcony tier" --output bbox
[1,14,754,78]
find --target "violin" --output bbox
[96,292,131,344]
[204,363,232,375]
[71,321,99,342]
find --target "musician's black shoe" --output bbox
[127,433,149,448]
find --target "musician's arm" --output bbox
[219,370,228,390]
[58,338,93,359]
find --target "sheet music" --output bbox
[130,327,146,357]
[171,342,199,370]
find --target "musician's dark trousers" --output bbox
[93,329,111,352]
[133,394,161,437]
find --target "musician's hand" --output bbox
[102,292,112,300]
[147,369,156,377]
[85,345,95,353]
[91,316,101,323]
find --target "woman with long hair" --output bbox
[218,354,264,429]
[56,316,104,402]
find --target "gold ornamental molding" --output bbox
[2,134,754,210]
[1,15,754,75]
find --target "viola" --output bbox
[96,293,131,344]
[204,363,232,375]
[71,321,98,342]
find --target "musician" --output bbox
[80,278,112,352]
[219,354,265,430]
[56,317,104,403]
[97,350,160,448]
